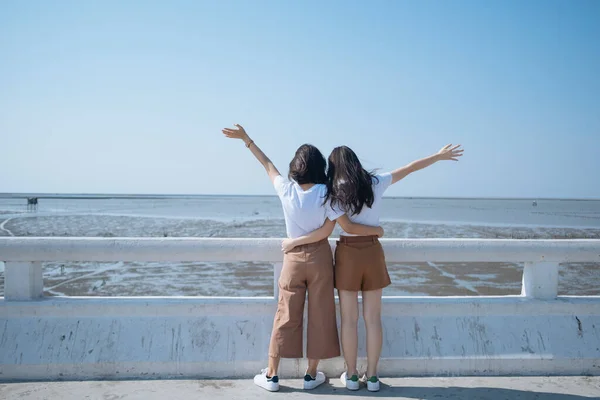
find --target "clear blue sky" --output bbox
[1,0,599,198]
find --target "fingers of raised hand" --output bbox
[438,144,463,161]
[452,146,464,156]
[222,126,244,139]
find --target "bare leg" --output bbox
[268,356,280,377]
[307,359,319,377]
[362,289,383,378]
[338,289,359,376]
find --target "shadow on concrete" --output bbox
[386,386,596,399]
[279,382,597,399]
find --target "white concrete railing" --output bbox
[2,237,600,301]
[1,237,599,380]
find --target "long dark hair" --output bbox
[325,146,377,216]
[288,144,327,184]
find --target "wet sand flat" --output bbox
[0,213,598,297]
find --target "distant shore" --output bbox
[1,214,600,239]
[1,193,600,201]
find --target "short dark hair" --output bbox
[288,144,327,185]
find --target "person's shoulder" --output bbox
[273,175,293,195]
[314,183,331,197]
[373,172,392,188]
[375,172,391,179]
[275,175,291,185]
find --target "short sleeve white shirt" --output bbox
[339,172,392,236]
[273,175,344,239]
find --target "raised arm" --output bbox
[391,144,463,184]
[281,216,384,252]
[222,124,281,183]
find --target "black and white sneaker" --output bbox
[254,368,279,392]
[303,371,326,390]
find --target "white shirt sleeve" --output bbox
[273,175,289,198]
[325,202,344,221]
[374,173,393,197]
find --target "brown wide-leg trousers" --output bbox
[268,238,341,359]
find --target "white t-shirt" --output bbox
[274,175,343,239]
[338,172,393,236]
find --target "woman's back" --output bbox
[274,176,341,238]
[339,173,392,236]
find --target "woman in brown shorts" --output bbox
[285,144,463,391]
[221,124,383,392]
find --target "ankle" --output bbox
[347,369,359,377]
[268,369,278,377]
[306,359,319,377]
[366,371,377,379]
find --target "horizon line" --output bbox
[1,192,599,202]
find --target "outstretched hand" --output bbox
[222,124,249,141]
[437,144,464,161]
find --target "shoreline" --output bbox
[1,214,600,239]
[1,260,597,297]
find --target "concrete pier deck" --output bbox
[2,376,599,399]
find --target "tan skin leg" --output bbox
[362,289,383,378]
[268,355,319,378]
[339,289,360,376]
[307,359,319,377]
[268,356,280,377]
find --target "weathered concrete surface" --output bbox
[1,297,599,380]
[1,377,599,399]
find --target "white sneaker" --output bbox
[364,375,380,392]
[340,371,360,391]
[303,371,326,390]
[254,368,279,392]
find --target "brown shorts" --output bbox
[334,235,391,292]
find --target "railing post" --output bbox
[4,262,44,300]
[521,261,558,299]
[273,262,283,301]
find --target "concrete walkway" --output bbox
[1,376,599,399]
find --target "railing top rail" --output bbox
[1,237,599,263]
